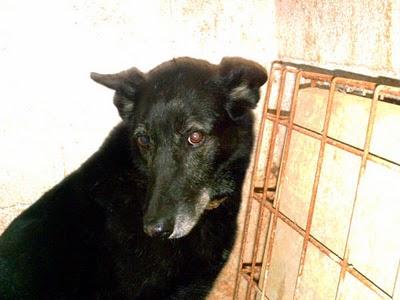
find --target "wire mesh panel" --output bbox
[234,62,400,300]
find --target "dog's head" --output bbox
[91,57,267,239]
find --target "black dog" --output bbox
[0,57,267,299]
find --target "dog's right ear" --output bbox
[217,57,268,121]
[90,67,145,121]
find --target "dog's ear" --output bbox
[218,57,268,120]
[91,67,145,121]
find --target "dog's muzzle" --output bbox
[143,193,228,239]
[143,217,174,238]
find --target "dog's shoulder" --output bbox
[0,124,136,244]
[0,123,143,298]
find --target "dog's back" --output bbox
[0,57,267,299]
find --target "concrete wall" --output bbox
[275,0,400,78]
[0,0,275,211]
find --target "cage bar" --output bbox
[235,62,400,300]
[234,63,283,299]
[244,66,289,300]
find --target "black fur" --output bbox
[0,57,267,299]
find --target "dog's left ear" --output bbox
[90,67,145,121]
[218,57,268,120]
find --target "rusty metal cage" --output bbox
[234,62,400,299]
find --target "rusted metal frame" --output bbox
[334,83,383,300]
[262,118,400,171]
[256,70,303,299]
[244,66,292,300]
[234,62,280,299]
[263,79,397,298]
[241,262,270,300]
[241,271,271,300]
[301,71,333,83]
[334,83,380,299]
[258,198,342,264]
[346,266,392,299]
[253,192,392,299]
[265,114,290,122]
[340,85,400,300]
[337,79,376,91]
[234,62,282,299]
[379,85,400,98]
[241,66,399,298]
[393,258,400,300]
[322,77,376,92]
[242,261,263,271]
[293,76,341,299]
[291,123,400,170]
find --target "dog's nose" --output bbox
[143,218,173,238]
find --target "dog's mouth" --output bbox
[167,191,227,239]
[143,189,228,240]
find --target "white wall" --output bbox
[0,0,276,210]
[275,0,400,78]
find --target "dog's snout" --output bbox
[143,218,173,238]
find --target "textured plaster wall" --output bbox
[275,0,400,78]
[0,1,276,299]
[0,0,275,209]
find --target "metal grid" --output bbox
[234,62,400,300]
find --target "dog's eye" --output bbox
[188,131,204,146]
[137,135,150,147]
